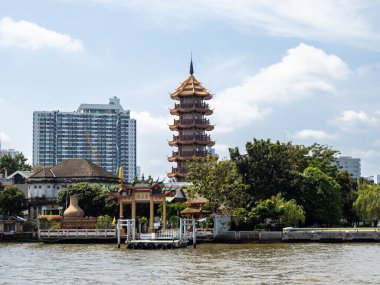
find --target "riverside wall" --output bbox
[282,228,380,242]
[214,231,283,243]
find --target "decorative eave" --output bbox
[170,108,213,116]
[109,191,174,199]
[170,76,213,100]
[168,139,215,147]
[169,123,214,132]
[167,172,187,178]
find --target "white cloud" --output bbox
[131,111,171,135]
[351,149,380,159]
[332,110,378,133]
[294,129,336,140]
[213,143,230,159]
[131,110,173,179]
[83,0,379,49]
[213,43,349,133]
[0,131,11,144]
[0,17,83,52]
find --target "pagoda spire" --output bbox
[190,54,194,75]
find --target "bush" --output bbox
[97,215,113,229]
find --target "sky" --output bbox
[1,0,380,179]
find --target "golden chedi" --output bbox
[63,194,84,218]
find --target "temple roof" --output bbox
[29,159,118,181]
[170,76,213,100]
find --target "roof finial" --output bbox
[190,53,194,75]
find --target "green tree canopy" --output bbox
[230,139,295,202]
[353,184,380,226]
[229,139,340,204]
[0,186,27,216]
[335,170,358,224]
[0,153,32,176]
[57,183,117,217]
[186,155,247,213]
[299,167,342,226]
[251,193,305,228]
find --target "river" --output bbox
[1,242,380,284]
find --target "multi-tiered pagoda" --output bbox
[168,60,215,181]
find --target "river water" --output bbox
[1,242,380,284]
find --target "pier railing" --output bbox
[39,229,116,239]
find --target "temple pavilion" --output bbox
[168,60,215,181]
[109,176,179,232]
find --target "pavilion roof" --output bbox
[180,206,212,216]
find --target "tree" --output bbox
[299,167,342,226]
[335,170,359,224]
[230,139,296,202]
[0,153,32,176]
[57,183,117,217]
[230,139,340,204]
[353,184,380,226]
[251,193,305,229]
[305,144,340,178]
[186,155,247,213]
[0,186,27,216]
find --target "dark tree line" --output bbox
[228,138,359,228]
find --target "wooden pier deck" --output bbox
[126,239,188,249]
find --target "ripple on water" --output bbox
[1,243,380,284]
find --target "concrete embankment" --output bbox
[0,232,38,242]
[282,228,380,242]
[214,231,282,243]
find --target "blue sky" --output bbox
[1,0,380,179]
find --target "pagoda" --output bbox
[167,59,215,181]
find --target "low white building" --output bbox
[27,159,119,219]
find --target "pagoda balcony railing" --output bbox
[171,151,208,157]
[172,135,211,141]
[171,167,188,174]
[173,119,210,125]
[174,103,209,109]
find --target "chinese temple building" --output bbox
[109,177,177,232]
[168,60,215,181]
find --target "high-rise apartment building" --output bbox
[337,156,361,179]
[33,97,136,181]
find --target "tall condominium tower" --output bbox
[168,60,215,181]
[33,97,136,181]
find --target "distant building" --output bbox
[6,171,34,196]
[136,166,141,180]
[0,149,20,158]
[33,97,136,181]
[207,146,216,157]
[27,158,119,218]
[364,176,375,183]
[337,156,361,179]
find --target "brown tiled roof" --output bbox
[170,76,213,100]
[29,159,118,179]
[180,206,212,216]
[31,168,54,178]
